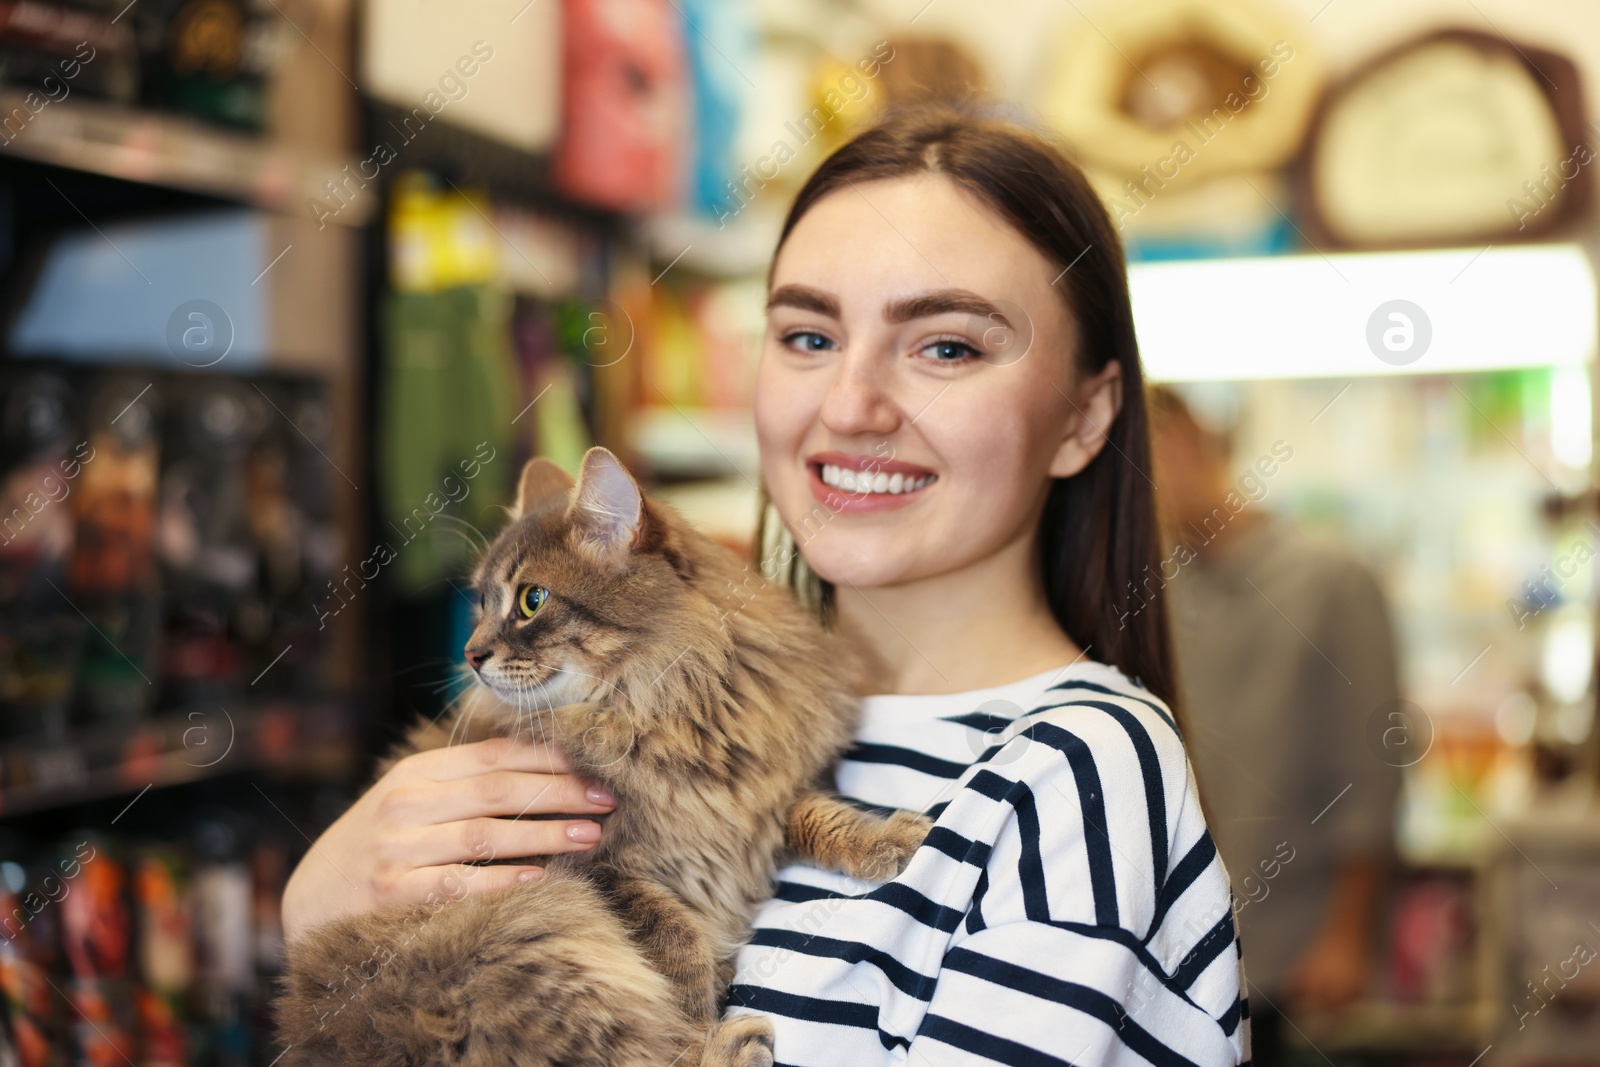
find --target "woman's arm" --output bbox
[281,736,618,942]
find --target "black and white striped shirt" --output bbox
[725,660,1250,1066]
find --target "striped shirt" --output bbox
[725,660,1250,1066]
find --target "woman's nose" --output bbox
[819,351,901,438]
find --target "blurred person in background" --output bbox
[1149,385,1402,1064]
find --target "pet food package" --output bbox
[68,376,161,727]
[241,377,338,696]
[552,0,690,211]
[0,840,64,1067]
[0,0,140,105]
[59,835,136,1066]
[190,815,252,1065]
[132,848,191,1067]
[0,365,87,742]
[131,0,292,129]
[156,376,265,707]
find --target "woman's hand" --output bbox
[280,736,617,944]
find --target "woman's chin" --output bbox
[800,547,921,592]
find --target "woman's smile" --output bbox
[807,450,938,512]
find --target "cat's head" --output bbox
[464,447,711,711]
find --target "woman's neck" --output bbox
[831,528,1083,696]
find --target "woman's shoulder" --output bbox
[997,662,1189,778]
[949,663,1213,926]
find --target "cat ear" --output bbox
[567,447,644,561]
[513,458,575,518]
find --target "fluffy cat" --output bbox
[274,447,933,1067]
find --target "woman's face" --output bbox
[754,172,1119,591]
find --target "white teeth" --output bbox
[818,464,934,495]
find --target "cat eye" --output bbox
[517,584,549,619]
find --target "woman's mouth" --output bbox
[817,464,934,495]
[805,452,937,512]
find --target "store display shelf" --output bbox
[0,92,374,225]
[1397,846,1495,872]
[630,405,760,477]
[640,205,782,280]
[0,699,359,818]
[1292,998,1496,1053]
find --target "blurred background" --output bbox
[1,0,1599,1063]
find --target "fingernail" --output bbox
[586,784,616,805]
[517,868,543,882]
[567,821,602,844]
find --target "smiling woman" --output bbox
[727,105,1249,1065]
[274,102,1247,1067]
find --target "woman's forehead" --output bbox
[770,174,1070,325]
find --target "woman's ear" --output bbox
[1048,359,1123,479]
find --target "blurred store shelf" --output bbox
[1293,998,1495,1053]
[640,203,786,279]
[653,475,763,548]
[630,405,760,477]
[0,701,360,818]
[0,91,373,225]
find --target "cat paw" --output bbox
[860,809,934,881]
[700,1016,774,1067]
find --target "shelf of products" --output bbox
[0,92,371,225]
[0,700,358,819]
[627,405,760,478]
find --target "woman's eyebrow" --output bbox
[885,289,1012,329]
[767,284,840,317]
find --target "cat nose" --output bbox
[466,647,492,671]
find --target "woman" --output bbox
[282,106,1247,1065]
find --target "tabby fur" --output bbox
[273,447,932,1067]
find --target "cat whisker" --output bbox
[534,662,622,700]
[513,684,531,744]
[522,677,552,747]
[428,668,477,698]
[393,657,459,680]
[447,680,497,746]
[429,512,493,554]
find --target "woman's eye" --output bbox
[781,330,834,353]
[919,338,979,363]
[517,584,548,619]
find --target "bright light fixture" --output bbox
[1131,243,1597,382]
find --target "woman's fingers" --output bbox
[280,734,618,944]
[380,862,548,910]
[382,769,614,825]
[397,736,575,781]
[397,815,607,869]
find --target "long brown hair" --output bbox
[751,104,1180,718]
